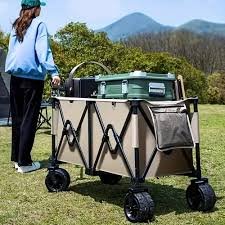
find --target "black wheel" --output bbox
[142,192,155,219]
[124,192,155,223]
[45,168,70,192]
[186,182,216,211]
[99,171,122,185]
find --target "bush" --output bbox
[207,86,221,104]
[207,73,225,104]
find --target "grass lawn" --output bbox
[0,104,225,225]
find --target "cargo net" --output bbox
[148,104,194,151]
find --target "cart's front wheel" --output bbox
[186,182,216,211]
[99,171,122,185]
[124,192,154,223]
[45,168,70,192]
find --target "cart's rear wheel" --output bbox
[186,182,216,211]
[124,192,154,223]
[45,168,70,192]
[99,171,122,185]
[142,192,155,219]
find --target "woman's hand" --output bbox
[52,75,61,86]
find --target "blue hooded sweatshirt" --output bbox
[5,17,59,80]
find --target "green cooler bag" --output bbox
[95,71,176,100]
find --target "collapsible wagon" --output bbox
[45,61,216,222]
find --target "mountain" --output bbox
[97,12,173,41]
[97,13,225,41]
[177,19,225,37]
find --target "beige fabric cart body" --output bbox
[53,97,197,179]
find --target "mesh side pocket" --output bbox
[152,110,194,151]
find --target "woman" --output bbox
[5,0,60,173]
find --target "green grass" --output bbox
[0,104,225,225]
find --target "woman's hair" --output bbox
[13,6,39,42]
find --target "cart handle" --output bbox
[68,61,111,79]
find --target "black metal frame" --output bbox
[49,97,203,187]
[36,103,51,130]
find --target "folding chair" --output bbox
[36,101,51,130]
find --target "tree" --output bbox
[123,30,225,75]
[52,22,117,78]
[0,30,9,51]
[50,23,207,102]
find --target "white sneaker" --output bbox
[14,162,19,169]
[17,162,41,173]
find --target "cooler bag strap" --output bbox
[68,61,111,79]
[65,61,111,97]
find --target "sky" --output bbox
[0,0,225,35]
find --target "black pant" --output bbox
[10,76,44,166]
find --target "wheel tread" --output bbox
[45,168,70,192]
[124,192,155,222]
[186,182,216,211]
